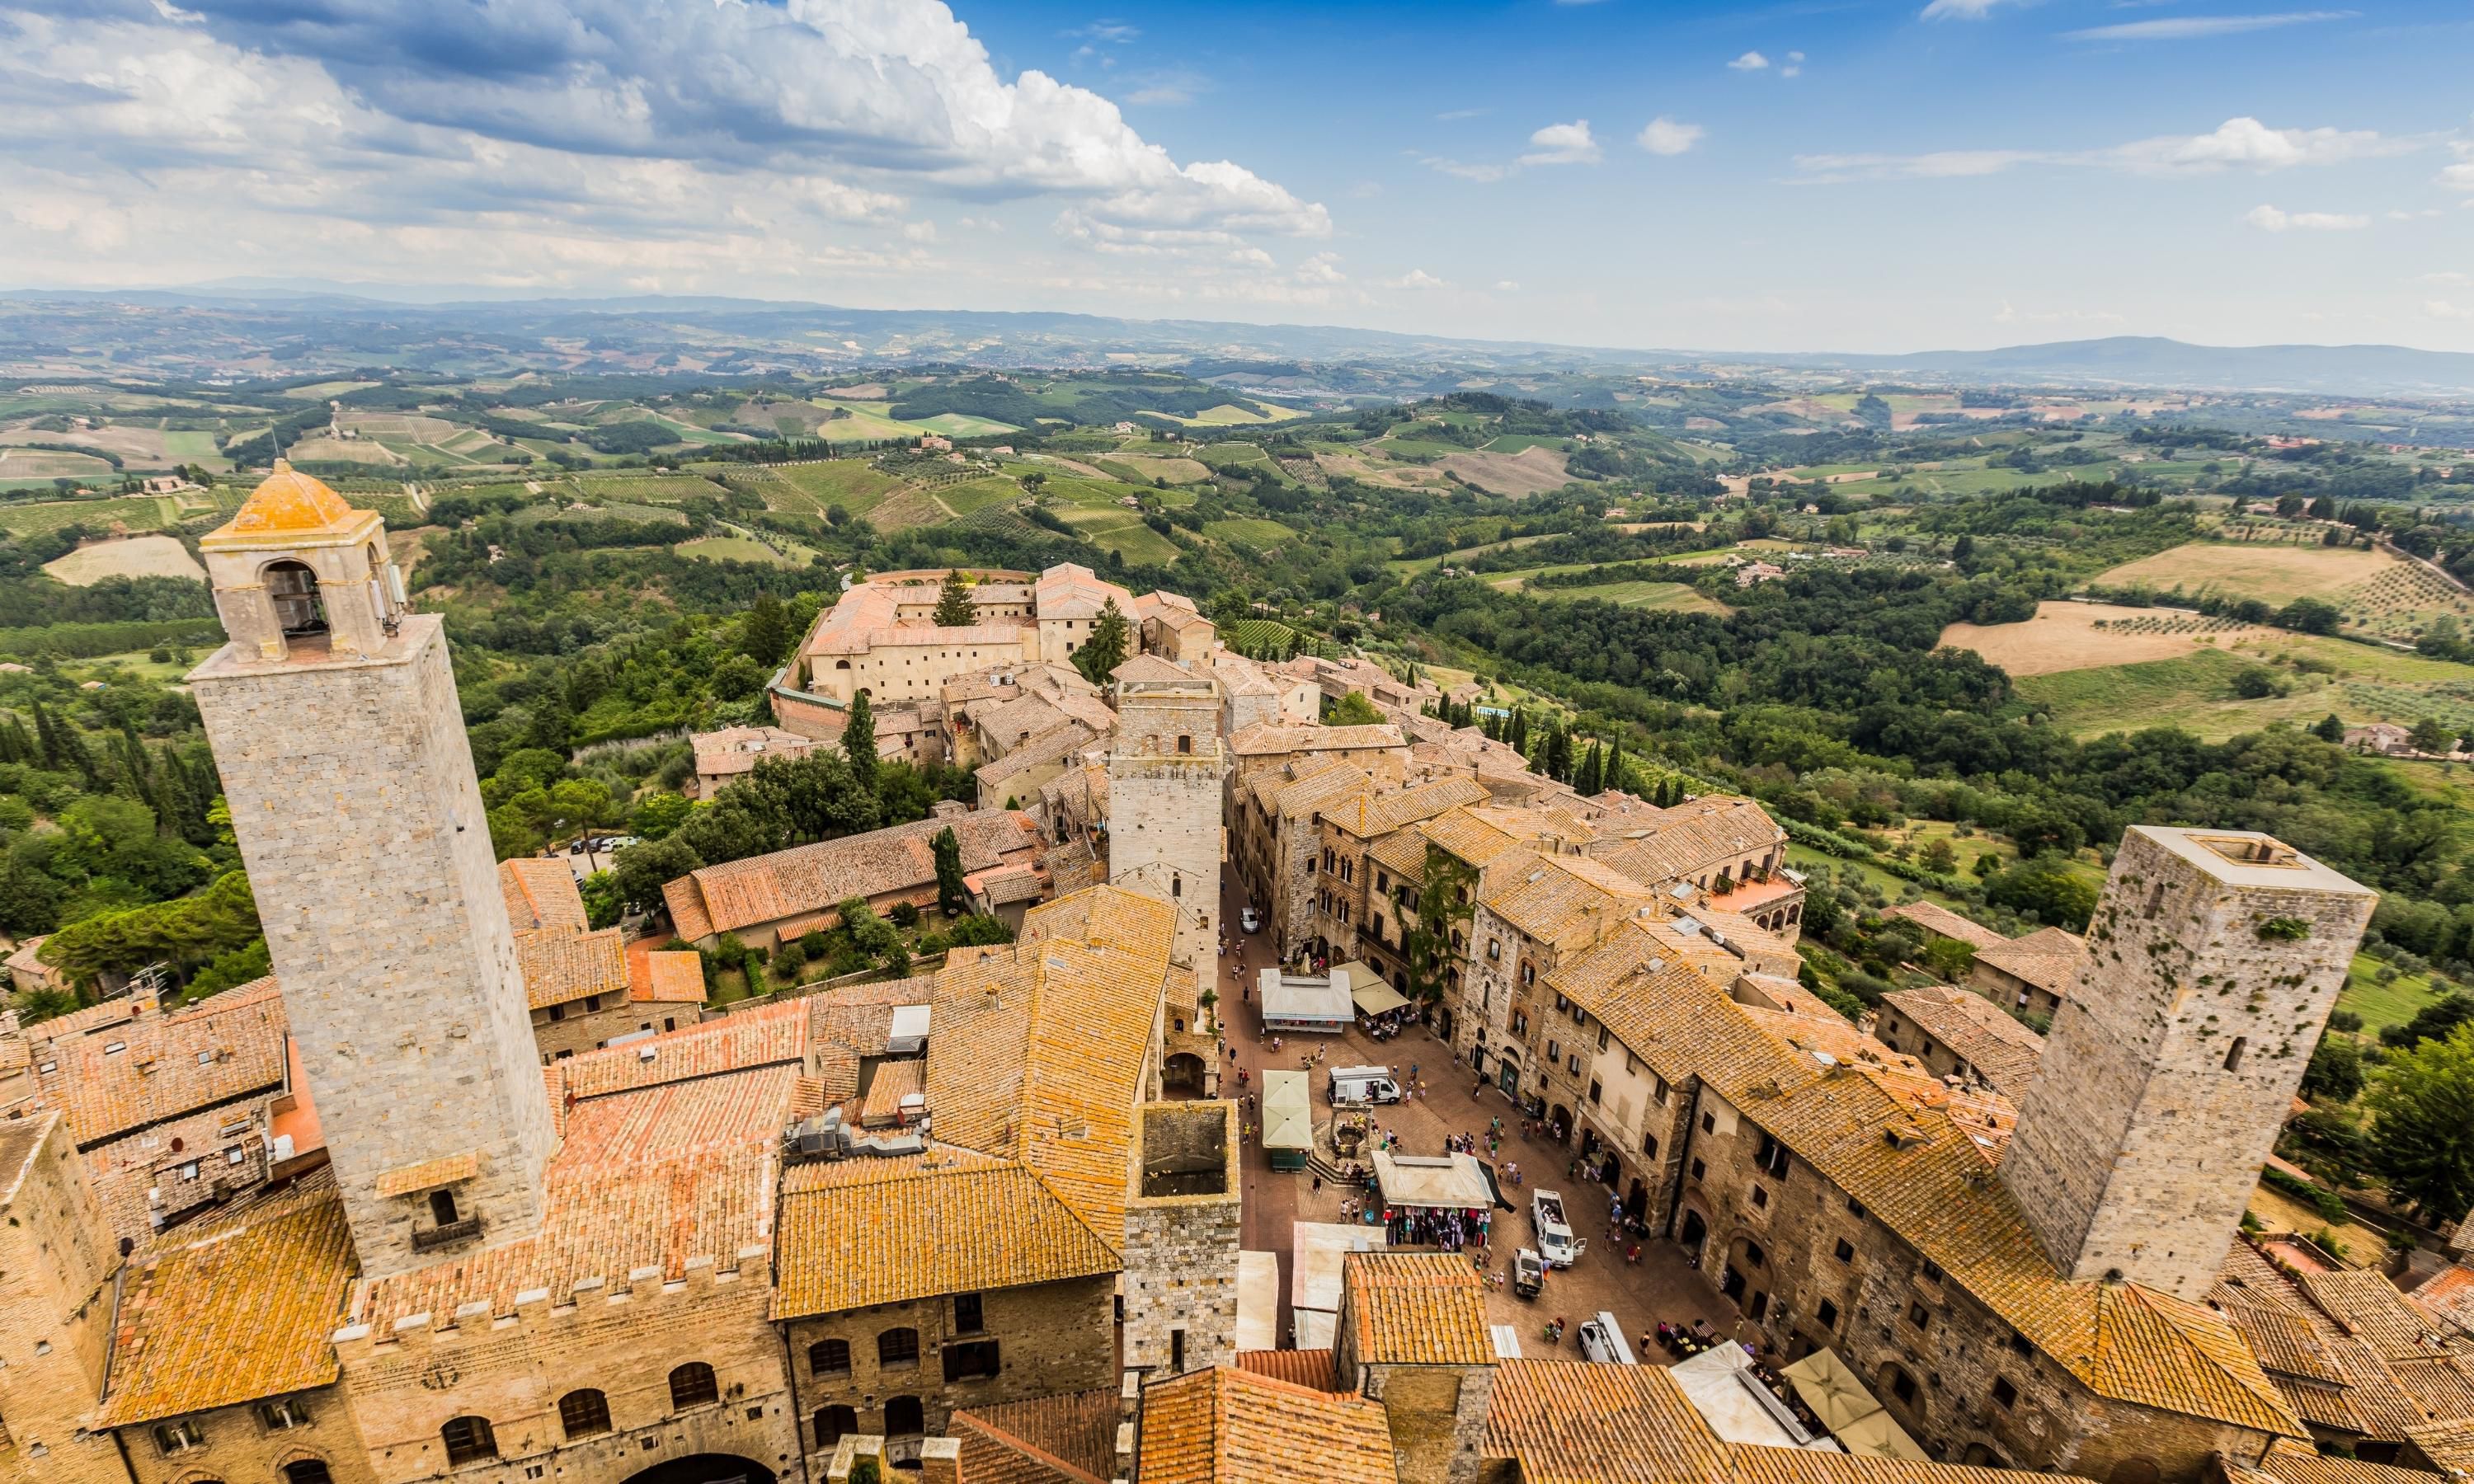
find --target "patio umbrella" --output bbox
[1781,1348,1879,1435]
[1834,1408,1929,1461]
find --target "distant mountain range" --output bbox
[4,287,2472,398]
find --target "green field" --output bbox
[2015,634,2474,740]
[2336,950,2449,1035]
[915,413,1020,438]
[1203,519,1300,551]
[1542,579,1731,615]
[939,477,1026,516]
[162,430,224,461]
[677,534,812,567]
[1143,402,1300,427]
[565,473,723,502]
[0,496,171,535]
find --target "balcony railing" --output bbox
[412,1215,483,1252]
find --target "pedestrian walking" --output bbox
[1312,1174,1323,1195]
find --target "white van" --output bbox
[1531,1190,1584,1267]
[1327,1065,1403,1106]
[1578,1312,1637,1365]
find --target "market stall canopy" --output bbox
[1262,1070,1313,1152]
[1781,1348,1879,1435]
[1670,1344,1841,1451]
[1259,968,1353,1027]
[1373,1150,1493,1209]
[1338,960,1410,1017]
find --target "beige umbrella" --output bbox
[1834,1408,1930,1461]
[1780,1349,1879,1435]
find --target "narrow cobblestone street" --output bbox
[1216,867,1736,1364]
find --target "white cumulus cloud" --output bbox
[1393,268,1448,290]
[2246,204,2369,232]
[1520,120,1602,167]
[1729,50,1770,71]
[1919,0,2018,17]
[1638,117,1706,156]
[2064,11,2355,42]
[1794,116,2411,183]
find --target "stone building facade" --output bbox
[0,1113,123,1484]
[1106,671,1227,1028]
[1121,1101,1244,1379]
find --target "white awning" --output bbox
[1372,1150,1493,1210]
[1260,969,1352,1026]
[1262,1070,1313,1151]
[1336,960,1410,1016]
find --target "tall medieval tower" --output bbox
[187,463,553,1279]
[2001,826,2374,1298]
[1108,667,1227,1030]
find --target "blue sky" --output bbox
[2,0,2468,352]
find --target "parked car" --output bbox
[1531,1190,1584,1267]
[1239,907,1262,933]
[1512,1247,1545,1300]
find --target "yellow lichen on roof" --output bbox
[773,1149,1122,1319]
[373,1148,479,1199]
[96,1172,356,1427]
[1343,1251,1493,1365]
[200,459,369,547]
[1138,1365,1399,1484]
[1479,852,1655,951]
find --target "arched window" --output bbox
[440,1416,497,1467]
[265,560,327,636]
[285,1462,335,1484]
[808,1337,852,1375]
[814,1406,858,1449]
[668,1361,719,1410]
[878,1327,921,1368]
[557,1388,611,1439]
[885,1396,925,1436]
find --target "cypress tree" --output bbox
[842,691,877,791]
[1509,707,1529,754]
[1573,741,1602,796]
[1605,736,1625,795]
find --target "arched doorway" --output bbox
[1434,1006,1454,1040]
[1678,1209,1707,1263]
[1547,1104,1571,1143]
[622,1455,777,1484]
[884,1395,925,1439]
[1496,1053,1520,1098]
[1164,1052,1206,1094]
[1721,1235,1766,1303]
[265,560,327,637]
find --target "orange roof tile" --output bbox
[201,460,365,545]
[1235,1349,1342,1390]
[773,1149,1122,1319]
[500,857,589,935]
[28,977,289,1146]
[952,1388,1122,1484]
[1343,1251,1493,1365]
[96,1172,355,1426]
[517,925,630,1011]
[634,949,708,1004]
[1137,1366,1398,1484]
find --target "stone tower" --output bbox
[2002,826,2375,1298]
[186,463,554,1280]
[1107,666,1227,1024]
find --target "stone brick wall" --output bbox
[528,998,649,1064]
[1122,1101,1241,1378]
[118,1387,377,1484]
[1108,687,1225,1013]
[2004,828,2376,1298]
[785,1275,1116,1465]
[191,617,557,1281]
[0,1114,122,1484]
[1365,1364,1493,1484]
[335,1259,796,1484]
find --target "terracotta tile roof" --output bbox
[554,998,808,1101]
[1322,776,1491,841]
[517,925,630,1011]
[358,1095,785,1332]
[1228,721,1406,757]
[1885,900,2009,951]
[1974,926,2088,994]
[634,949,708,1004]
[691,725,817,780]
[1417,806,1541,872]
[1235,1349,1342,1390]
[1343,1252,1493,1365]
[1585,793,1785,889]
[2403,1416,2474,1473]
[2302,1268,2460,1362]
[374,1148,479,1199]
[1032,562,1137,623]
[29,977,289,1147]
[1112,653,1196,683]
[772,1149,1121,1319]
[1880,984,2047,1095]
[96,1172,355,1426]
[1485,1359,1732,1484]
[1368,826,1433,881]
[1137,1365,1398,1484]
[1546,918,2302,1438]
[665,811,1040,937]
[1479,853,1657,952]
[2418,1265,2474,1344]
[952,1388,1121,1484]
[501,857,589,934]
[858,1057,925,1126]
[2227,1456,2457,1484]
[1268,760,1376,819]
[978,722,1101,791]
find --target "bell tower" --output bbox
[187,463,553,1279]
